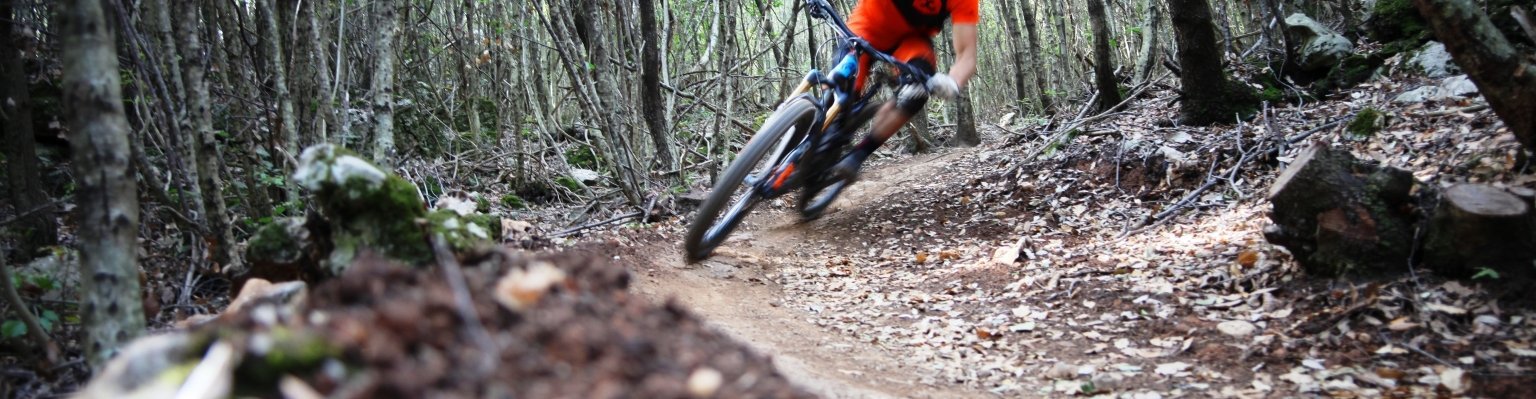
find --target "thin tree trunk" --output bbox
[370,0,400,165]
[997,0,1032,112]
[299,0,334,144]
[1134,0,1163,86]
[639,0,676,178]
[1021,0,1053,113]
[1088,0,1124,112]
[60,0,145,368]
[257,0,299,203]
[175,0,237,270]
[2,0,56,254]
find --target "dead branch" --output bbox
[429,233,499,378]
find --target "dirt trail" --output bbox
[631,150,988,398]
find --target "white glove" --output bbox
[927,73,960,100]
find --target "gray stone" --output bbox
[1408,41,1461,78]
[1285,13,1356,73]
[1393,74,1480,103]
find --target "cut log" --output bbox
[1423,184,1536,278]
[1265,145,1419,276]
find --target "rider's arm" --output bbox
[949,23,978,89]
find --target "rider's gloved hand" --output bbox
[927,73,960,100]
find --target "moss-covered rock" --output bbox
[294,145,430,274]
[246,217,311,268]
[1367,0,1431,50]
[426,209,500,253]
[1310,53,1388,96]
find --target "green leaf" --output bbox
[1472,267,1501,280]
[1,320,24,339]
[40,310,58,331]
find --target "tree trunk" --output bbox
[176,0,237,271]
[1088,0,1124,112]
[1264,145,1417,277]
[1020,0,1053,114]
[2,0,57,255]
[298,1,334,144]
[1423,184,1536,279]
[1133,0,1163,86]
[60,0,146,368]
[906,114,931,154]
[952,88,980,147]
[1415,0,1536,152]
[208,0,274,219]
[370,0,400,165]
[257,0,300,203]
[639,0,676,178]
[997,0,1031,112]
[1167,0,1257,125]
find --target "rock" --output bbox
[1423,184,1536,280]
[1440,75,1478,97]
[570,168,601,183]
[1217,320,1258,337]
[1394,74,1481,103]
[1408,41,1461,77]
[1393,86,1448,103]
[292,144,431,273]
[1285,13,1355,73]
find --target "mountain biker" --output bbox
[831,0,979,181]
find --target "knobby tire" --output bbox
[684,98,817,263]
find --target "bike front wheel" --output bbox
[684,97,818,263]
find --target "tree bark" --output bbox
[2,0,57,255]
[1415,0,1536,152]
[176,0,237,271]
[60,0,146,367]
[1264,145,1417,277]
[1423,184,1536,279]
[639,0,676,177]
[997,0,1031,112]
[1167,0,1257,125]
[370,0,400,165]
[952,88,980,147]
[1019,0,1053,114]
[257,0,300,203]
[1133,0,1163,86]
[1087,0,1124,112]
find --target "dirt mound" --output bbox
[72,248,813,399]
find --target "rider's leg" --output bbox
[832,36,937,181]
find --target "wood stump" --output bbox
[1264,145,1419,276]
[1423,184,1536,278]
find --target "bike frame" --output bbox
[746,0,931,199]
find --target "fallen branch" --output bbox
[429,234,499,378]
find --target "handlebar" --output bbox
[803,0,931,84]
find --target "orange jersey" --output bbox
[848,0,980,41]
[845,0,979,94]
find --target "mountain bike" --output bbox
[684,0,934,263]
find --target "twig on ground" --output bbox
[429,233,500,378]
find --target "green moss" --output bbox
[1367,0,1430,48]
[233,328,337,390]
[1311,54,1387,96]
[556,176,583,192]
[245,217,306,265]
[425,210,497,252]
[500,193,528,209]
[564,145,599,170]
[1347,108,1385,138]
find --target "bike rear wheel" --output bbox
[684,97,818,262]
[797,167,852,221]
